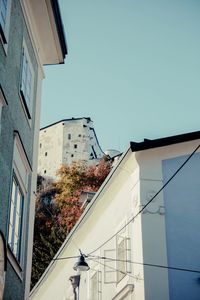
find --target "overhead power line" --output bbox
[52,144,200,277]
[88,143,200,255]
[89,255,200,275]
[53,253,200,275]
[53,255,79,261]
[89,258,142,280]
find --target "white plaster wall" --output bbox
[30,150,144,300]
[31,139,200,300]
[134,139,200,300]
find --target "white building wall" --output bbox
[31,138,200,300]
[38,118,104,178]
[30,150,145,300]
[38,122,63,178]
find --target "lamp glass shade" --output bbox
[73,254,90,272]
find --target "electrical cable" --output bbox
[52,253,200,275]
[89,258,142,281]
[52,144,200,277]
[88,255,200,274]
[53,255,79,261]
[88,143,200,255]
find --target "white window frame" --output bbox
[8,174,24,262]
[88,260,102,300]
[20,40,34,120]
[115,220,131,284]
[0,0,11,52]
[116,235,127,283]
[7,132,31,276]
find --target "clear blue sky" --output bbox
[41,0,200,151]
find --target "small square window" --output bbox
[71,154,74,158]
[78,134,81,137]
[74,144,77,149]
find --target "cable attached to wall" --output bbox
[88,143,200,255]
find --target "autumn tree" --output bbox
[31,158,111,288]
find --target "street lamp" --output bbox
[73,253,90,272]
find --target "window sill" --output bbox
[7,247,23,281]
[112,284,134,300]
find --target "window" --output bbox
[71,154,74,158]
[20,44,34,119]
[91,272,98,300]
[116,235,131,283]
[39,143,42,148]
[44,170,46,174]
[45,152,47,156]
[7,132,31,267]
[8,175,23,262]
[0,0,11,45]
[90,270,101,300]
[74,144,77,149]
[68,133,71,140]
[116,236,127,282]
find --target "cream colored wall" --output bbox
[135,139,200,300]
[31,139,200,300]
[38,123,63,178]
[30,150,145,300]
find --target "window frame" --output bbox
[115,220,131,284]
[7,132,32,276]
[8,173,24,263]
[0,0,11,51]
[89,268,102,300]
[91,271,99,300]
[116,235,127,283]
[19,41,34,120]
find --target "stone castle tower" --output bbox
[38,117,104,178]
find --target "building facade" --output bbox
[38,118,104,178]
[0,1,67,299]
[30,131,200,300]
